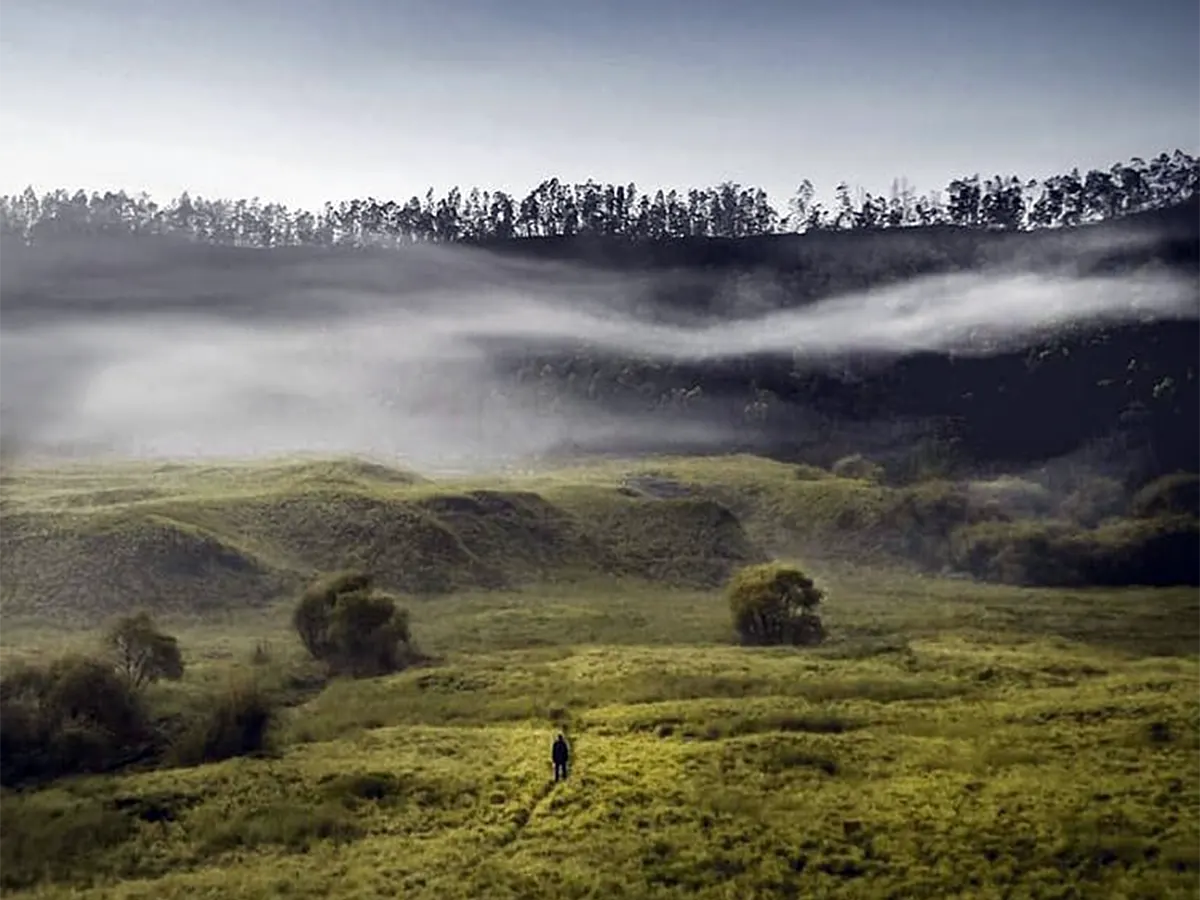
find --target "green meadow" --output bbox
[1,454,1197,899]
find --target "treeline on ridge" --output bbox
[1,149,1196,247]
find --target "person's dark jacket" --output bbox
[552,735,569,764]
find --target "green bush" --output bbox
[1129,472,1199,519]
[104,612,184,688]
[950,520,1085,585]
[0,655,152,787]
[727,562,827,647]
[966,476,1055,518]
[293,570,418,677]
[881,481,974,566]
[170,678,276,767]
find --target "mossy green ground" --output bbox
[1,456,1198,898]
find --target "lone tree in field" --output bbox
[293,570,416,678]
[727,562,827,647]
[105,612,185,689]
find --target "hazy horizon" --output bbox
[1,0,1197,211]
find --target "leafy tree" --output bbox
[981,176,1026,230]
[1082,169,1119,221]
[105,612,184,689]
[293,571,416,677]
[1029,175,1065,228]
[786,180,816,232]
[854,192,884,229]
[727,562,827,647]
[947,175,982,227]
[833,182,855,229]
[1057,168,1086,227]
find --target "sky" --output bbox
[0,0,1197,212]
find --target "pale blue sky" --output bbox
[1,0,1196,211]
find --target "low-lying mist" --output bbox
[1,234,1196,472]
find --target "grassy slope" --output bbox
[1,576,1198,897]
[0,452,1021,620]
[0,456,789,621]
[1,456,1198,898]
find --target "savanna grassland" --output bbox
[1,454,1197,899]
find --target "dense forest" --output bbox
[1,149,1198,484]
[1,150,1197,245]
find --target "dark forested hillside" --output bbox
[1,151,1197,483]
[482,200,1200,482]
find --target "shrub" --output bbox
[1129,472,1200,519]
[170,678,276,767]
[293,570,417,678]
[1060,477,1126,528]
[0,655,152,787]
[727,561,827,647]
[948,516,1200,587]
[831,454,884,483]
[966,476,1055,518]
[104,612,184,689]
[950,520,1087,585]
[882,481,974,566]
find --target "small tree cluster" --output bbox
[0,656,151,787]
[293,571,417,678]
[727,562,827,647]
[105,612,185,689]
[948,516,1200,587]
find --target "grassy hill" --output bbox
[1,454,1197,898]
[0,457,770,622]
[2,454,1196,625]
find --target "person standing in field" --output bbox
[552,732,570,782]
